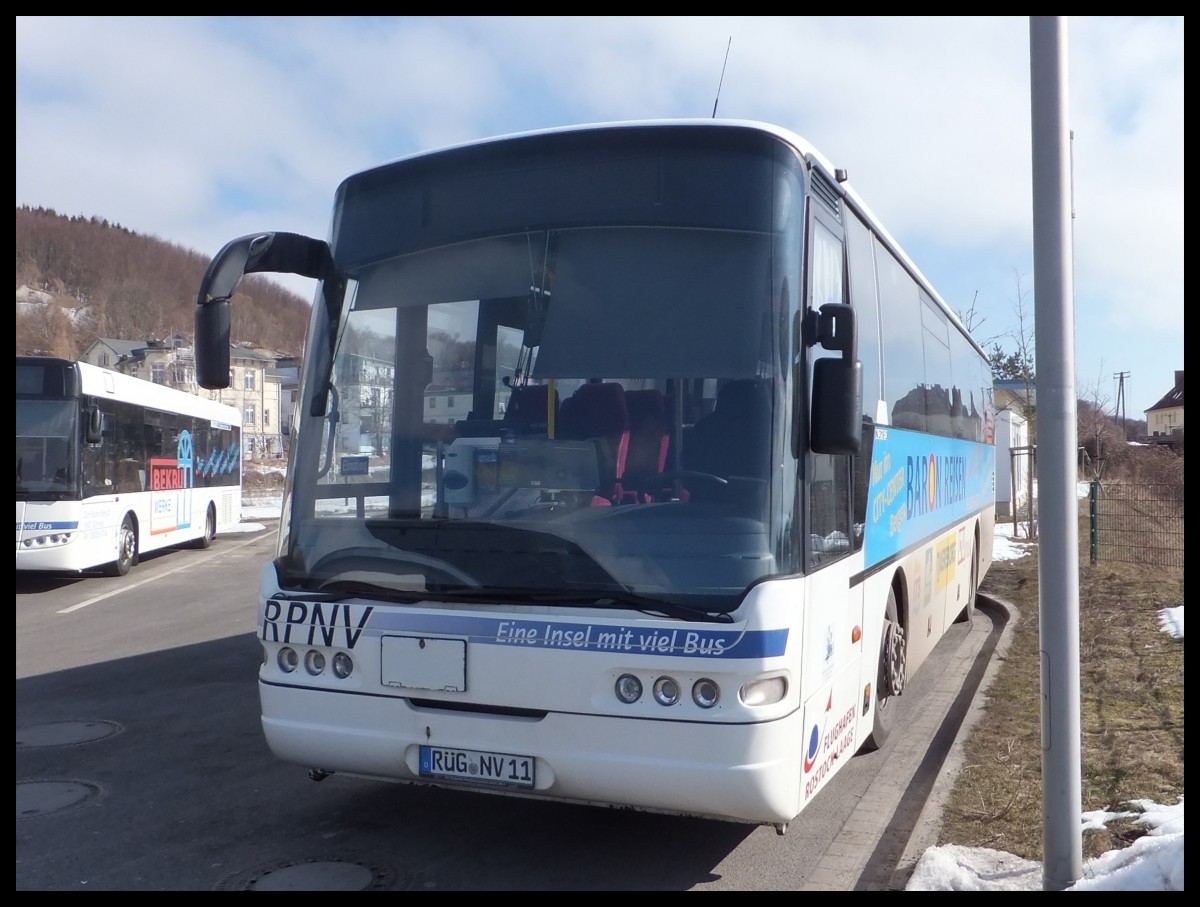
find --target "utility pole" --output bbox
[1113,371,1129,439]
[1030,15,1083,891]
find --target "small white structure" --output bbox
[994,406,1031,519]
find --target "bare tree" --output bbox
[1077,364,1129,480]
[15,300,80,358]
[955,290,1005,350]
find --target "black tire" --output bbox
[861,586,905,752]
[193,505,216,549]
[105,514,137,577]
[954,537,979,624]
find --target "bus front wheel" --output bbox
[862,586,906,752]
[106,515,138,577]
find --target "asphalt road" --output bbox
[16,520,1010,890]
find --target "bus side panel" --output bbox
[797,660,870,808]
[215,488,241,534]
[796,555,869,810]
[897,543,940,679]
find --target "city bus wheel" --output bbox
[862,587,905,752]
[955,538,979,624]
[193,505,216,549]
[106,515,138,576]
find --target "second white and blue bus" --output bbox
[17,356,243,576]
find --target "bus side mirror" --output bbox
[84,406,103,445]
[808,303,863,455]
[811,358,862,455]
[195,299,231,389]
[195,232,332,389]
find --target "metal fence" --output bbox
[1088,481,1184,568]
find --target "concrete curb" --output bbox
[889,594,1022,888]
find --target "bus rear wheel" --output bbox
[106,514,138,576]
[862,586,906,752]
[192,505,216,549]
[954,538,979,624]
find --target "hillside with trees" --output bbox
[15,206,310,359]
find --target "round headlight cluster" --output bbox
[19,531,74,549]
[614,673,721,709]
[274,646,354,679]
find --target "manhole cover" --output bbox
[17,720,123,748]
[216,858,405,891]
[16,779,101,817]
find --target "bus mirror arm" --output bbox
[194,232,333,390]
[806,303,857,362]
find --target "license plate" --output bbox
[419,745,536,789]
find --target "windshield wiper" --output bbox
[305,580,433,603]
[594,591,735,624]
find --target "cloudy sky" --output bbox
[15,16,1183,417]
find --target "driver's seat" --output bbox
[681,379,771,502]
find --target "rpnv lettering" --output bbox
[261,599,373,649]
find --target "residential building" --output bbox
[79,336,289,460]
[334,352,395,455]
[1144,370,1184,444]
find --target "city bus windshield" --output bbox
[16,399,77,497]
[281,223,793,610]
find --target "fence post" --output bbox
[1089,480,1099,565]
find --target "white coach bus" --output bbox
[192,120,994,832]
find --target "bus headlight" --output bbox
[692,678,720,709]
[304,650,326,675]
[19,531,74,549]
[615,673,642,704]
[277,647,299,673]
[332,652,354,679]
[653,676,681,706]
[740,676,787,706]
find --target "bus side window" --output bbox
[852,417,875,551]
[809,452,852,567]
[116,458,142,493]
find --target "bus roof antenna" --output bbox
[712,37,731,118]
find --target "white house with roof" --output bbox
[1144,370,1184,444]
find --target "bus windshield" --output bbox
[282,224,790,610]
[16,399,77,496]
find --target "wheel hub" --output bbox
[883,622,907,697]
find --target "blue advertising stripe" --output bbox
[863,426,995,567]
[17,520,80,531]
[851,502,993,587]
[269,601,789,659]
